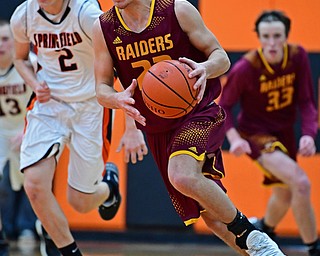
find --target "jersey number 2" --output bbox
[57,48,78,72]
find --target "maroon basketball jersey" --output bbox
[220,44,317,138]
[99,0,221,133]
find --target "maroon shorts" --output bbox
[239,128,297,186]
[146,104,227,226]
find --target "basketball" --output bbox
[141,60,198,119]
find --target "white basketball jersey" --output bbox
[26,0,101,102]
[0,63,33,137]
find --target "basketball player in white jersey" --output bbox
[10,0,147,255]
[0,18,38,255]
[0,20,33,196]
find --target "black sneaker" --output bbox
[35,219,60,256]
[98,162,121,220]
[249,217,276,240]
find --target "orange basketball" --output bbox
[141,60,198,119]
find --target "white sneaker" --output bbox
[246,230,285,256]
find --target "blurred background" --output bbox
[1,0,319,247]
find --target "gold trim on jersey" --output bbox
[258,43,288,75]
[254,140,289,187]
[169,151,225,179]
[203,154,225,179]
[115,0,156,32]
[281,43,288,69]
[169,150,205,160]
[184,217,199,226]
[184,210,206,226]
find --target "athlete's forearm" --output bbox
[96,83,120,109]
[14,58,41,92]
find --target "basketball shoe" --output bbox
[249,217,276,240]
[98,162,121,220]
[35,219,60,256]
[246,230,285,255]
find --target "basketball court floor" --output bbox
[8,239,308,256]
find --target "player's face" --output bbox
[0,24,14,65]
[258,21,287,65]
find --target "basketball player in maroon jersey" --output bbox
[93,0,285,255]
[219,10,319,256]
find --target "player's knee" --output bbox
[294,174,311,195]
[168,171,196,194]
[23,174,47,202]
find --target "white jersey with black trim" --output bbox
[25,0,102,102]
[0,54,35,137]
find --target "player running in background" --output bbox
[92,0,285,255]
[0,18,38,254]
[219,10,319,256]
[8,0,140,255]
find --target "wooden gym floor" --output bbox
[8,232,309,256]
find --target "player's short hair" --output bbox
[254,10,291,38]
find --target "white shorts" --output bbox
[21,97,105,193]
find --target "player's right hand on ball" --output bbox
[35,81,51,103]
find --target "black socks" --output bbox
[59,241,82,256]
[226,210,256,249]
[306,240,320,256]
[260,218,275,234]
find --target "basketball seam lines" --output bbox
[147,70,194,107]
[164,60,198,101]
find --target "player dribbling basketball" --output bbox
[141,60,197,118]
[93,0,285,255]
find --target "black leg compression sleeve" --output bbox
[226,210,256,249]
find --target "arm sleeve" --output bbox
[296,46,318,138]
[10,2,29,43]
[219,58,250,131]
[79,1,103,40]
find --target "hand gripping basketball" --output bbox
[141,60,198,119]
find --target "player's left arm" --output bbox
[116,114,148,164]
[296,47,318,156]
[174,0,230,101]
